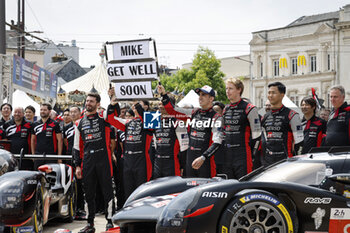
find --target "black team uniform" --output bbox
[223,99,262,179]
[153,117,181,178]
[301,115,327,154]
[161,94,223,178]
[63,121,85,216]
[3,119,32,170]
[107,103,153,199]
[261,105,304,166]
[31,118,61,169]
[324,102,350,146]
[73,110,116,229]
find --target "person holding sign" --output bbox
[157,84,223,178]
[107,89,153,199]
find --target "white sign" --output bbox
[113,81,153,99]
[107,60,157,82]
[113,40,150,60]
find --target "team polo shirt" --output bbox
[32,118,61,154]
[3,119,32,154]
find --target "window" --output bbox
[290,95,299,107]
[327,54,331,71]
[291,57,298,74]
[260,62,263,77]
[273,60,279,77]
[310,55,317,72]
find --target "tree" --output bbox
[154,47,226,102]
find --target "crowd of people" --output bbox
[0,80,348,233]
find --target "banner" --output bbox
[12,55,57,98]
[298,55,306,66]
[107,60,157,81]
[113,81,153,99]
[113,40,150,60]
[279,58,287,68]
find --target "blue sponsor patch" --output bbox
[16,226,35,233]
[143,111,161,129]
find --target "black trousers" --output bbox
[82,157,114,223]
[123,155,148,200]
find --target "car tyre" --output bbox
[33,186,44,233]
[218,192,297,233]
[65,179,77,223]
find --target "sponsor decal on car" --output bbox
[151,200,172,208]
[311,207,325,230]
[15,226,35,233]
[221,226,228,233]
[329,208,350,232]
[304,197,332,204]
[239,194,279,205]
[202,192,228,198]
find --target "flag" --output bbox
[311,88,324,109]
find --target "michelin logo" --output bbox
[144,111,161,129]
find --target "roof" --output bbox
[61,62,109,94]
[253,10,339,34]
[286,11,339,27]
[45,59,71,74]
[6,30,42,51]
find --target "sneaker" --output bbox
[106,222,114,231]
[78,223,95,233]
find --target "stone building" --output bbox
[250,4,350,108]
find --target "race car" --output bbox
[0,149,18,175]
[0,152,76,233]
[113,147,350,233]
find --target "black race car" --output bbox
[113,147,350,233]
[0,152,76,233]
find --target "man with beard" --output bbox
[157,84,223,178]
[31,103,62,169]
[3,107,33,170]
[261,82,304,166]
[74,93,116,232]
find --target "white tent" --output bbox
[177,90,200,108]
[7,89,40,115]
[61,62,109,94]
[258,95,302,116]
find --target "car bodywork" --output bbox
[113,150,350,233]
[0,153,76,233]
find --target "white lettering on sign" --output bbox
[113,40,150,60]
[107,60,157,81]
[114,81,153,99]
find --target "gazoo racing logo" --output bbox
[202,192,228,198]
[304,197,332,204]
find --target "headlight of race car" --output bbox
[157,188,198,231]
[0,180,24,209]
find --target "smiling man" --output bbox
[157,84,223,178]
[324,85,350,146]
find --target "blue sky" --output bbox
[5,0,349,68]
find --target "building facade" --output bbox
[250,4,350,108]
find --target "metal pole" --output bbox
[17,0,20,56]
[0,56,3,105]
[0,0,6,54]
[21,0,25,58]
